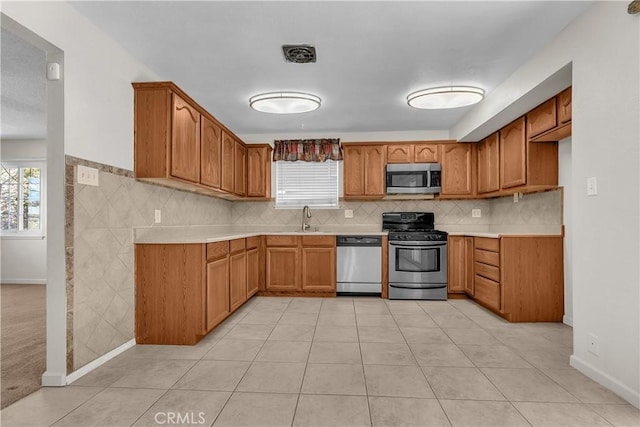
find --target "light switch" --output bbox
[77,165,99,186]
[587,177,598,196]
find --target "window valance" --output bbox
[272,139,343,162]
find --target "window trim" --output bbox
[274,160,341,209]
[0,160,46,239]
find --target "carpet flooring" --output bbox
[1,284,46,409]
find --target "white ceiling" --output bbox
[1,28,47,140]
[3,1,592,141]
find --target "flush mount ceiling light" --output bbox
[407,86,485,109]
[249,92,321,114]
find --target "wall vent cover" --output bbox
[282,45,316,63]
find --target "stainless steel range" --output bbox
[382,212,448,300]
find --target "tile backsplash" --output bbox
[68,153,561,372]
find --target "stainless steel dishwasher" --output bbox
[336,236,382,295]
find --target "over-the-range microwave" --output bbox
[385,163,442,194]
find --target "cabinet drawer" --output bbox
[246,236,261,250]
[474,261,500,282]
[474,275,500,311]
[527,98,557,138]
[206,241,229,260]
[475,249,500,267]
[229,238,246,253]
[474,237,500,252]
[266,235,299,247]
[302,235,335,247]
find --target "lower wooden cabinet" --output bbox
[206,255,230,332]
[246,247,259,298]
[265,235,336,294]
[229,239,247,311]
[447,236,474,294]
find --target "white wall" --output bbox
[1,1,160,171]
[1,139,47,284]
[455,3,639,406]
[558,138,572,326]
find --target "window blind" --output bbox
[275,160,339,208]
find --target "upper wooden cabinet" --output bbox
[386,143,439,163]
[343,144,386,198]
[133,82,270,200]
[477,133,500,194]
[200,115,222,189]
[234,141,247,197]
[247,145,272,198]
[500,117,527,189]
[440,143,475,197]
[529,87,572,142]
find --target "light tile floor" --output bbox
[2,297,639,427]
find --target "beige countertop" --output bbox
[134,224,562,244]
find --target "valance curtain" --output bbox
[272,139,343,162]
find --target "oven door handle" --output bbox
[389,241,447,247]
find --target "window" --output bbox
[275,160,339,208]
[1,162,44,236]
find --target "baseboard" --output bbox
[66,339,136,385]
[563,315,573,326]
[1,279,46,285]
[570,355,640,408]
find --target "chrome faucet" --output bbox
[301,205,312,231]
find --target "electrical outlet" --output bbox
[154,209,162,224]
[344,209,354,218]
[587,177,598,196]
[77,165,99,186]
[588,333,600,356]
[472,209,481,218]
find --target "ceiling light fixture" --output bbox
[249,92,321,114]
[407,86,485,109]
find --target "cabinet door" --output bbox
[221,132,235,193]
[247,146,270,197]
[386,145,413,163]
[500,117,527,189]
[414,144,439,163]
[246,247,259,298]
[558,88,572,124]
[200,116,222,188]
[343,146,365,196]
[266,247,300,291]
[463,237,475,296]
[206,256,229,331]
[301,247,336,291]
[477,133,500,194]
[441,144,473,195]
[527,99,557,138]
[364,145,386,196]
[234,141,247,196]
[171,94,200,182]
[447,236,466,293]
[230,251,247,311]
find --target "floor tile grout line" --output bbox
[351,297,374,427]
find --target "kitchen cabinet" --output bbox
[234,140,247,197]
[229,239,247,311]
[206,241,230,332]
[200,116,222,189]
[473,237,501,312]
[440,143,475,197]
[447,236,474,295]
[247,144,272,198]
[265,236,300,291]
[499,118,527,189]
[477,133,500,194]
[527,98,557,138]
[530,87,572,142]
[343,144,386,198]
[135,244,205,345]
[301,236,336,292]
[221,132,235,193]
[386,143,440,163]
[171,94,201,183]
[246,236,261,298]
[265,235,337,294]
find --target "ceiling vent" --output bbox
[282,45,316,63]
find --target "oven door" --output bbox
[388,241,447,285]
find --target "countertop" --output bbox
[134,224,563,244]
